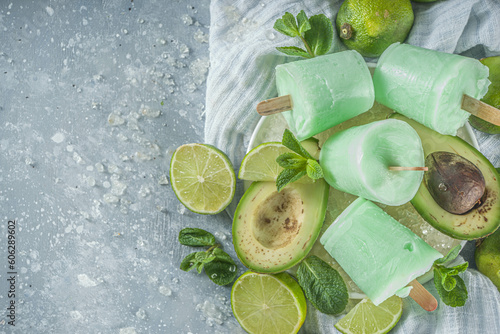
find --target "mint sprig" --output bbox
[274,11,334,58]
[276,129,324,192]
[178,228,237,286]
[433,245,469,307]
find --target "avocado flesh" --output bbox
[390,113,500,240]
[233,180,329,273]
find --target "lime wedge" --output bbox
[239,138,320,182]
[169,143,235,214]
[231,271,307,334]
[335,296,403,334]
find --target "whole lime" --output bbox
[475,227,500,291]
[336,0,414,57]
[468,56,500,134]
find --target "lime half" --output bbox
[231,271,307,334]
[170,143,235,214]
[335,296,403,334]
[238,142,287,181]
[238,138,320,182]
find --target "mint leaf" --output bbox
[304,14,334,57]
[275,46,312,58]
[204,248,238,286]
[296,10,311,35]
[442,275,457,292]
[195,251,210,263]
[296,256,348,314]
[433,246,469,307]
[273,12,300,37]
[196,261,205,274]
[204,260,237,286]
[306,159,324,180]
[434,269,468,307]
[273,11,333,58]
[180,252,198,272]
[282,129,314,160]
[203,254,217,264]
[453,262,468,274]
[434,245,461,265]
[276,152,307,169]
[211,247,234,263]
[440,263,468,277]
[179,228,216,247]
[276,168,307,192]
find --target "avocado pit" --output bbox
[425,151,486,215]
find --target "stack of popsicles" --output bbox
[254,43,500,308]
[257,43,497,207]
[260,42,494,139]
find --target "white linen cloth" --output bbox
[205,0,500,332]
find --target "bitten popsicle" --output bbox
[373,42,495,136]
[257,50,374,141]
[320,197,443,307]
[319,119,425,206]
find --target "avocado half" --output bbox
[391,113,500,239]
[233,180,329,273]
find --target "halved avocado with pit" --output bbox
[391,113,500,239]
[233,180,329,273]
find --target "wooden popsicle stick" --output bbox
[256,95,292,116]
[389,166,429,171]
[462,94,500,126]
[408,279,438,312]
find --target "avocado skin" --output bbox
[469,56,500,134]
[390,113,500,240]
[475,228,500,290]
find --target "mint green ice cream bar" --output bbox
[373,43,490,136]
[276,50,374,141]
[319,119,424,206]
[320,197,443,306]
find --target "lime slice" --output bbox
[238,142,287,181]
[231,271,307,334]
[169,143,235,214]
[239,138,320,182]
[335,296,403,334]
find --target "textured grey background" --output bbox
[0,1,486,333]
[0,1,244,333]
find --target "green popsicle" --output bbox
[319,119,425,206]
[320,197,443,306]
[274,50,374,141]
[373,43,490,136]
